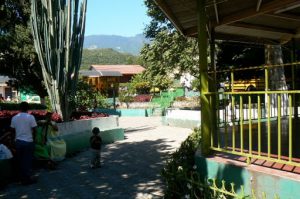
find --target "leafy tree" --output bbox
[141,31,198,77]
[130,73,151,94]
[144,1,174,38]
[0,0,47,99]
[71,79,108,111]
[129,72,173,94]
[141,1,199,81]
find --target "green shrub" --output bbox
[161,128,202,198]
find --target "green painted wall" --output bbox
[195,153,300,198]
[96,108,153,117]
[62,128,124,155]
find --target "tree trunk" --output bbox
[265,45,288,116]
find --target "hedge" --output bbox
[0,103,47,110]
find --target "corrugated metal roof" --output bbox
[79,70,122,77]
[79,70,101,77]
[90,65,145,75]
[154,0,300,44]
[98,70,122,77]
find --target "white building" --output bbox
[0,76,17,100]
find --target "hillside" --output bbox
[83,34,149,55]
[80,48,140,69]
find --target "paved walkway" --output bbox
[0,117,192,199]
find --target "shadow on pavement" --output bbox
[0,138,176,198]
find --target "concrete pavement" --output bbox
[0,117,192,199]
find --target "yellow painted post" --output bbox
[268,94,271,158]
[258,95,261,156]
[291,39,298,118]
[210,28,219,146]
[278,95,281,160]
[232,95,235,151]
[217,93,221,149]
[210,29,217,149]
[240,96,244,154]
[265,67,269,91]
[289,94,293,162]
[210,95,214,147]
[231,70,234,92]
[248,95,252,155]
[225,105,228,149]
[197,0,211,155]
[265,67,271,158]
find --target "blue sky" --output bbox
[85,0,151,37]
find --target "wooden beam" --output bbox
[154,0,184,34]
[230,22,295,35]
[184,22,295,38]
[213,0,219,24]
[215,0,300,27]
[214,33,280,45]
[256,0,263,12]
[264,13,300,22]
[184,26,198,36]
[185,27,283,44]
[274,3,300,13]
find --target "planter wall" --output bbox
[164,108,200,129]
[57,116,119,135]
[195,151,300,198]
[61,128,124,155]
[57,116,124,154]
[95,108,153,117]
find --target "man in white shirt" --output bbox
[11,102,37,185]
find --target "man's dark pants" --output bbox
[15,140,34,182]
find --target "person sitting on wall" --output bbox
[35,112,66,169]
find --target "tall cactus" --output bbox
[30,0,87,121]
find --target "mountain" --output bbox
[81,48,140,69]
[83,34,150,55]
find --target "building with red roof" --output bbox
[79,65,145,96]
[90,65,145,83]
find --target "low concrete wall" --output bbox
[57,116,124,154]
[62,128,124,155]
[164,108,200,128]
[95,108,153,117]
[57,116,119,135]
[195,151,300,198]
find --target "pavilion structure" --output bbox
[154,0,300,197]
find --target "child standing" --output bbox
[90,127,102,168]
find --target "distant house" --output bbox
[79,65,145,96]
[0,76,17,100]
[90,65,145,83]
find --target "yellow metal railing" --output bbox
[207,62,300,167]
[209,91,300,167]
